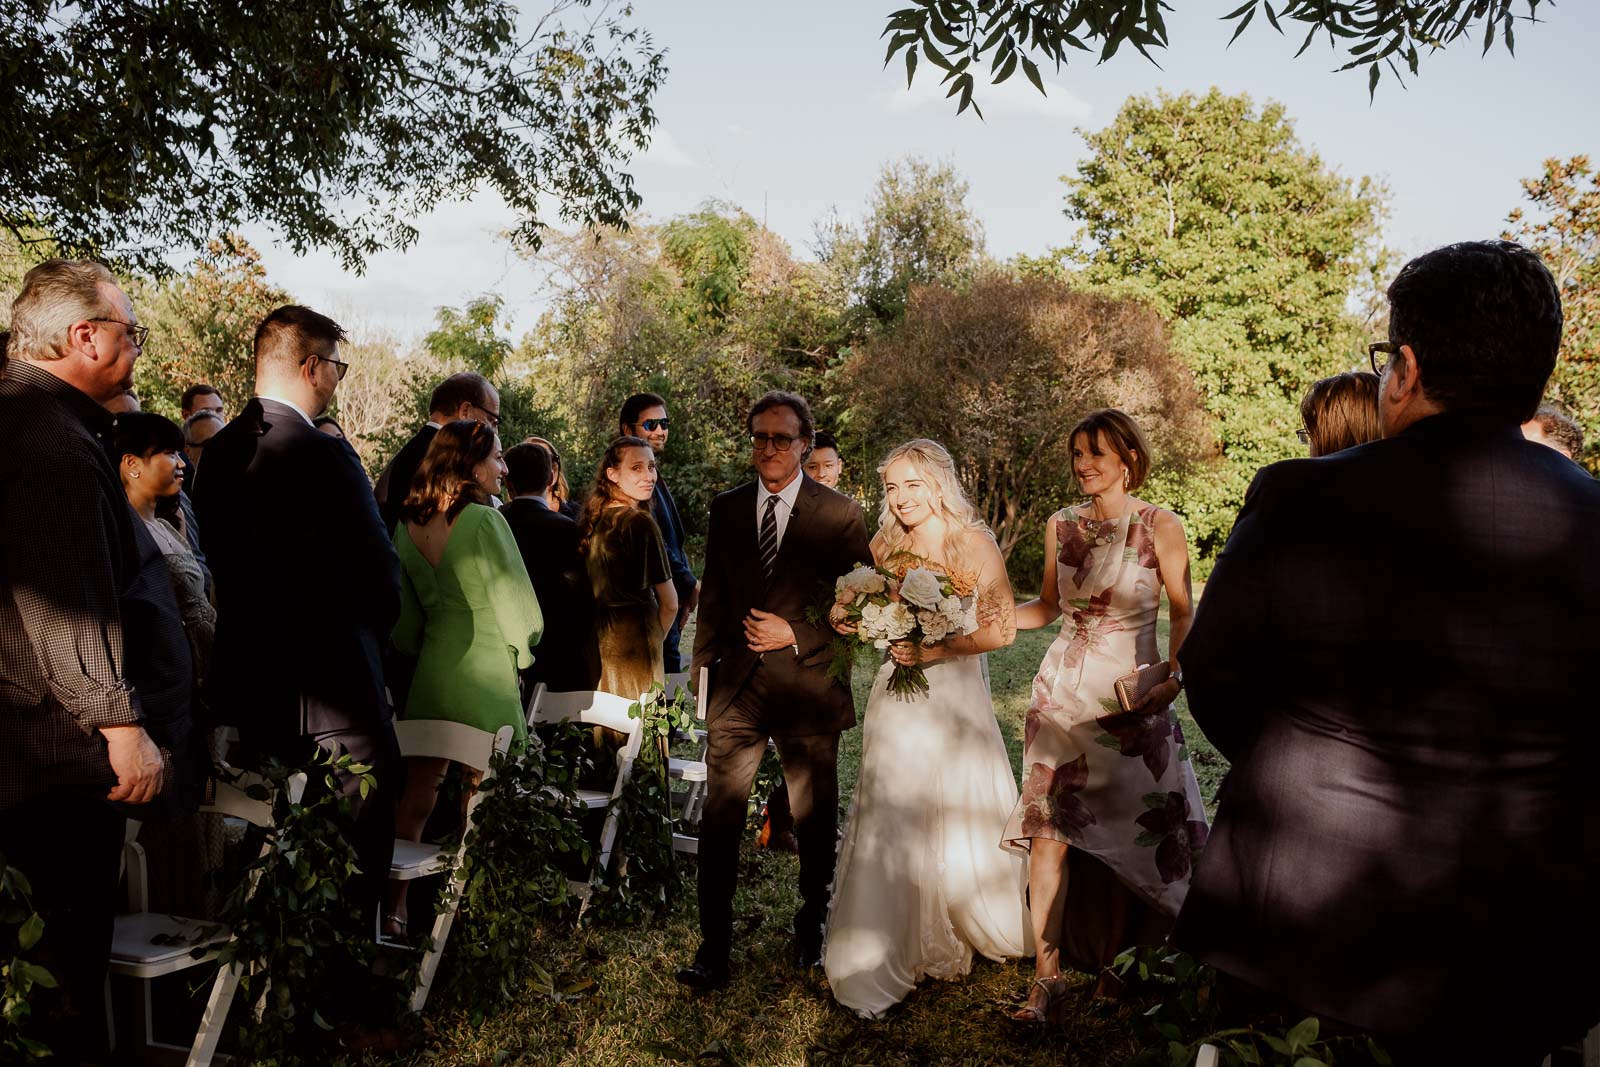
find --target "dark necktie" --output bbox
[759,494,780,579]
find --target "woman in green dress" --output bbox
[579,436,677,701]
[384,419,543,938]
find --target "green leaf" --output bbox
[1020,53,1045,93]
[993,50,1018,83]
[1367,1037,1395,1066]
[1135,830,1164,846]
[1367,61,1380,98]
[1227,6,1255,46]
[17,912,44,951]
[1293,1058,1328,1067]
[1142,791,1169,808]
[1286,1016,1320,1050]
[905,45,919,87]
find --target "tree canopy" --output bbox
[1505,155,1600,470]
[1,0,666,272]
[882,0,1554,115]
[1059,89,1388,558]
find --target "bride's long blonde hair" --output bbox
[870,439,994,576]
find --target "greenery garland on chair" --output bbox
[215,750,380,1062]
[428,721,594,1016]
[0,855,53,1063]
[583,683,699,926]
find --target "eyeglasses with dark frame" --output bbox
[750,432,800,453]
[301,354,349,381]
[1369,341,1402,376]
[636,417,671,432]
[89,318,149,347]
[469,403,501,429]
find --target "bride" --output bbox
[823,439,1031,1018]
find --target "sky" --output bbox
[242,1,1600,344]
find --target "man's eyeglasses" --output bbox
[302,354,349,381]
[470,403,501,428]
[1369,341,1401,376]
[637,417,670,431]
[751,433,800,452]
[89,318,149,347]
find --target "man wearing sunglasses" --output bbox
[620,392,699,674]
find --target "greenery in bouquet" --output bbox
[829,555,979,700]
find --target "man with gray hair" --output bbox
[1522,404,1585,461]
[0,259,193,1058]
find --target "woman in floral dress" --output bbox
[1001,409,1209,1023]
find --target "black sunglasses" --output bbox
[637,417,670,431]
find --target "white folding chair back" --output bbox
[668,667,712,855]
[108,769,305,1067]
[1195,1045,1221,1067]
[387,721,515,1011]
[525,688,646,911]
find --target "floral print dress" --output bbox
[1000,504,1209,968]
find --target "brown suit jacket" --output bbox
[691,475,871,736]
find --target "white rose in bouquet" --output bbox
[898,566,944,610]
[882,601,916,640]
[836,564,886,604]
[920,610,952,645]
[859,601,886,636]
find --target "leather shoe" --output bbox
[675,959,730,991]
[794,939,823,970]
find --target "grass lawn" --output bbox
[408,606,1226,1067]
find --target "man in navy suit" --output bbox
[620,392,699,673]
[1176,241,1600,1064]
[194,306,402,934]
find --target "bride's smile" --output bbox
[882,457,941,533]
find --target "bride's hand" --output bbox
[829,603,858,635]
[889,640,947,667]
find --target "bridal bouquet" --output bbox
[832,558,979,700]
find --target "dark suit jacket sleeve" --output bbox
[789,497,872,660]
[326,439,403,635]
[691,494,726,684]
[1182,466,1278,763]
[655,481,696,592]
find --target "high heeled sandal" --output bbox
[1010,975,1071,1024]
[380,914,408,942]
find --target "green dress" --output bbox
[394,504,542,745]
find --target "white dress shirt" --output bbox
[254,391,316,427]
[755,469,804,551]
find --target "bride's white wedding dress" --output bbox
[823,652,1031,1018]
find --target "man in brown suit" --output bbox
[678,391,872,989]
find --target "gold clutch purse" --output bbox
[1113,662,1171,713]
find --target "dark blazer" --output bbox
[1174,412,1600,1049]
[692,474,871,735]
[501,496,600,693]
[194,398,401,748]
[375,423,438,536]
[652,478,696,597]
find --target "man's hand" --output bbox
[102,724,164,804]
[686,579,701,614]
[744,608,797,654]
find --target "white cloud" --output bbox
[641,128,695,168]
[879,68,1092,123]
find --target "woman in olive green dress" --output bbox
[579,436,677,701]
[384,419,543,937]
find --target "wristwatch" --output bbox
[1170,666,1185,692]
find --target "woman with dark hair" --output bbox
[526,434,580,520]
[384,419,542,938]
[1002,408,1208,1022]
[1298,371,1381,456]
[115,412,216,678]
[580,435,677,700]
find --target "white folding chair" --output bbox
[668,667,710,855]
[387,719,515,1012]
[108,769,306,1066]
[524,687,644,909]
[1195,1044,1221,1067]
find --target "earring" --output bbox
[130,471,140,479]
